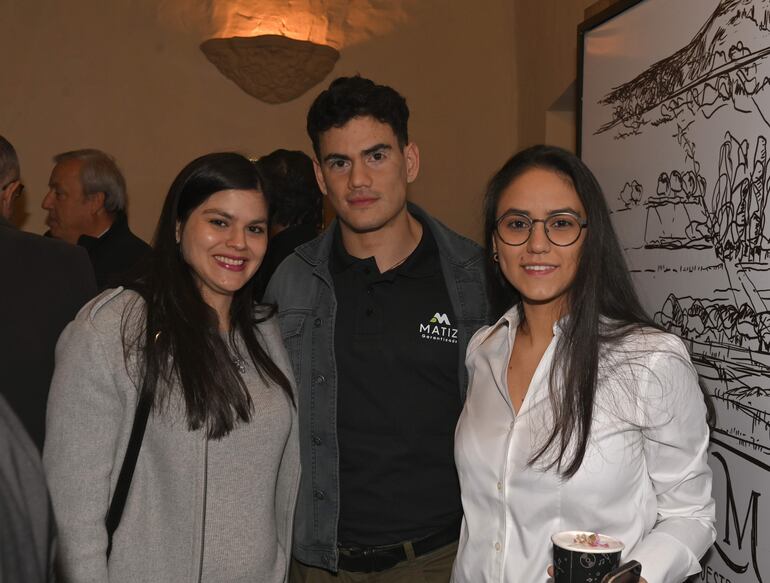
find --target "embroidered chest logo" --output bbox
[419,312,458,344]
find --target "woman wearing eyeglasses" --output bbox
[451,146,715,583]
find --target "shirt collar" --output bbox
[329,217,440,280]
[477,305,570,345]
[77,212,127,249]
[330,224,361,274]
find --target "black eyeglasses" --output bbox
[495,211,587,247]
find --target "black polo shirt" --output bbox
[331,220,463,545]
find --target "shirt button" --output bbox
[312,435,322,445]
[495,542,501,552]
[314,318,322,327]
[365,307,374,316]
[509,421,514,430]
[366,285,373,294]
[497,481,503,491]
[314,489,325,500]
[314,374,326,385]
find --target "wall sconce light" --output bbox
[200,34,340,104]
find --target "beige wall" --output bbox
[1,0,516,243]
[512,0,626,151]
[3,0,625,244]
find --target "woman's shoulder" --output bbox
[71,287,145,335]
[467,324,495,354]
[600,324,696,391]
[609,324,689,359]
[53,289,146,388]
[467,307,519,357]
[253,305,285,348]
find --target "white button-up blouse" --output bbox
[452,308,716,583]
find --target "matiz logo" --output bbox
[419,312,458,344]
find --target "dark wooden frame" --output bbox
[576,0,645,156]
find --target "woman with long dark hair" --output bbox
[44,153,299,583]
[451,146,715,583]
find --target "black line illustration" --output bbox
[655,293,770,456]
[596,1,770,139]
[609,130,770,462]
[584,2,770,580]
[613,131,770,256]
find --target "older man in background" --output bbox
[43,149,150,288]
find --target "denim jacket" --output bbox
[264,203,490,571]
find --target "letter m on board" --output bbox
[712,451,762,581]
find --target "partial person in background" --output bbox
[452,145,715,583]
[0,135,96,450]
[254,149,323,298]
[42,149,150,289]
[0,394,55,583]
[45,153,299,583]
[0,137,24,222]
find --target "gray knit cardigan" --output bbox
[43,288,300,583]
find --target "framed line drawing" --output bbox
[579,1,770,581]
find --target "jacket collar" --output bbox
[293,201,478,269]
[77,211,129,250]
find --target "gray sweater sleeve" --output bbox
[0,395,55,583]
[43,307,132,583]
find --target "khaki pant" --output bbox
[289,541,458,583]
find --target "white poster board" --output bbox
[579,1,770,581]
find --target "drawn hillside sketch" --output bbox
[596,0,770,138]
[581,1,770,581]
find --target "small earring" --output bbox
[492,252,499,262]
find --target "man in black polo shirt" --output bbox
[265,75,490,582]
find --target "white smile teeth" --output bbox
[215,256,244,266]
[524,265,553,271]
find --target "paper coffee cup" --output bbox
[551,531,624,583]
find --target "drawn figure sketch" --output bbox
[580,1,770,581]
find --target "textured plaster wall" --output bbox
[1,0,516,243]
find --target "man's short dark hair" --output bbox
[306,75,410,157]
[255,149,323,230]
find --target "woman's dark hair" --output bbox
[123,152,292,439]
[255,149,323,230]
[483,145,713,477]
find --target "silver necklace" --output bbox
[385,230,421,272]
[227,340,246,374]
[231,354,246,374]
[386,253,410,272]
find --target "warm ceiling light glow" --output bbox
[159,0,415,104]
[210,0,336,48]
[159,0,415,50]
